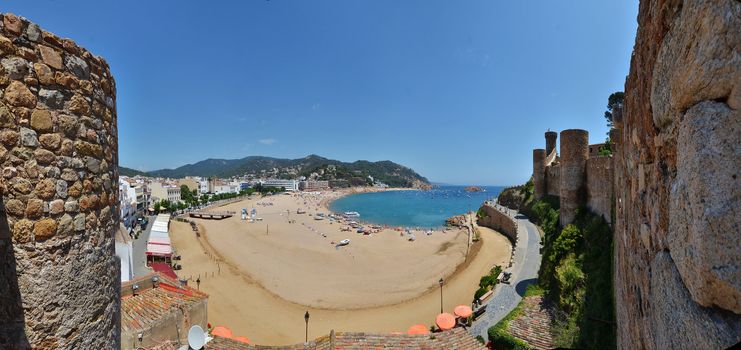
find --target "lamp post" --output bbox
[438,278,444,313]
[304,310,310,343]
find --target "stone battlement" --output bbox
[531,129,614,225]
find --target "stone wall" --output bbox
[585,156,613,224]
[477,204,517,242]
[545,163,560,197]
[0,13,119,349]
[558,129,588,226]
[613,0,740,349]
[532,149,546,200]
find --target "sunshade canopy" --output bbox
[407,324,430,335]
[233,336,250,344]
[435,313,456,330]
[454,305,473,318]
[212,326,233,338]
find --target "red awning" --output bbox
[150,263,178,280]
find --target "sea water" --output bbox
[329,185,504,228]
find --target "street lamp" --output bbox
[304,311,310,343]
[438,278,444,313]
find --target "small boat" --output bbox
[344,211,360,217]
[314,215,324,220]
[337,239,350,246]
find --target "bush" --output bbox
[555,254,585,313]
[474,287,488,301]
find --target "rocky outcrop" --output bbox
[0,13,119,349]
[613,1,740,349]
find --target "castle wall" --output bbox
[588,143,605,158]
[532,149,546,200]
[614,0,740,348]
[0,13,120,349]
[585,156,613,224]
[558,129,588,226]
[477,204,517,242]
[545,164,560,197]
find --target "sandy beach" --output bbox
[169,189,512,344]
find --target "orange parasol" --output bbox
[233,336,250,344]
[454,305,473,318]
[435,313,456,330]
[407,324,430,335]
[211,326,233,338]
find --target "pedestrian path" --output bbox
[470,204,542,339]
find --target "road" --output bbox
[132,215,155,278]
[470,205,542,339]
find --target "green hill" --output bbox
[122,155,429,188]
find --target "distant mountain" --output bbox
[124,155,429,188]
[119,166,148,177]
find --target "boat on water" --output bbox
[344,211,360,217]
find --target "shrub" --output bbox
[555,254,585,313]
[474,287,488,301]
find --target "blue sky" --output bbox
[3,1,639,185]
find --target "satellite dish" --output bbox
[187,325,206,350]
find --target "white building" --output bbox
[114,224,133,282]
[214,184,238,194]
[261,179,299,191]
[118,177,137,228]
[198,178,209,194]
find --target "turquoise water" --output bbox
[329,185,503,228]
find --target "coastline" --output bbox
[170,189,513,344]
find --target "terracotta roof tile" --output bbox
[121,273,208,333]
[206,328,485,350]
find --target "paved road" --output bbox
[132,216,155,278]
[470,205,542,339]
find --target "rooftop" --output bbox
[121,273,208,334]
[205,328,486,350]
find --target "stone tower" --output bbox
[545,131,557,155]
[0,13,120,349]
[558,129,588,226]
[532,149,546,200]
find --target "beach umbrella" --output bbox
[435,313,456,330]
[211,326,233,338]
[454,305,473,318]
[407,324,430,335]
[233,336,250,344]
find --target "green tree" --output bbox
[154,201,162,213]
[556,253,585,312]
[603,92,624,129]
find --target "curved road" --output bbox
[470,204,542,339]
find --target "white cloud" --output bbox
[259,138,277,145]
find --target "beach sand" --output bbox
[169,190,512,344]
